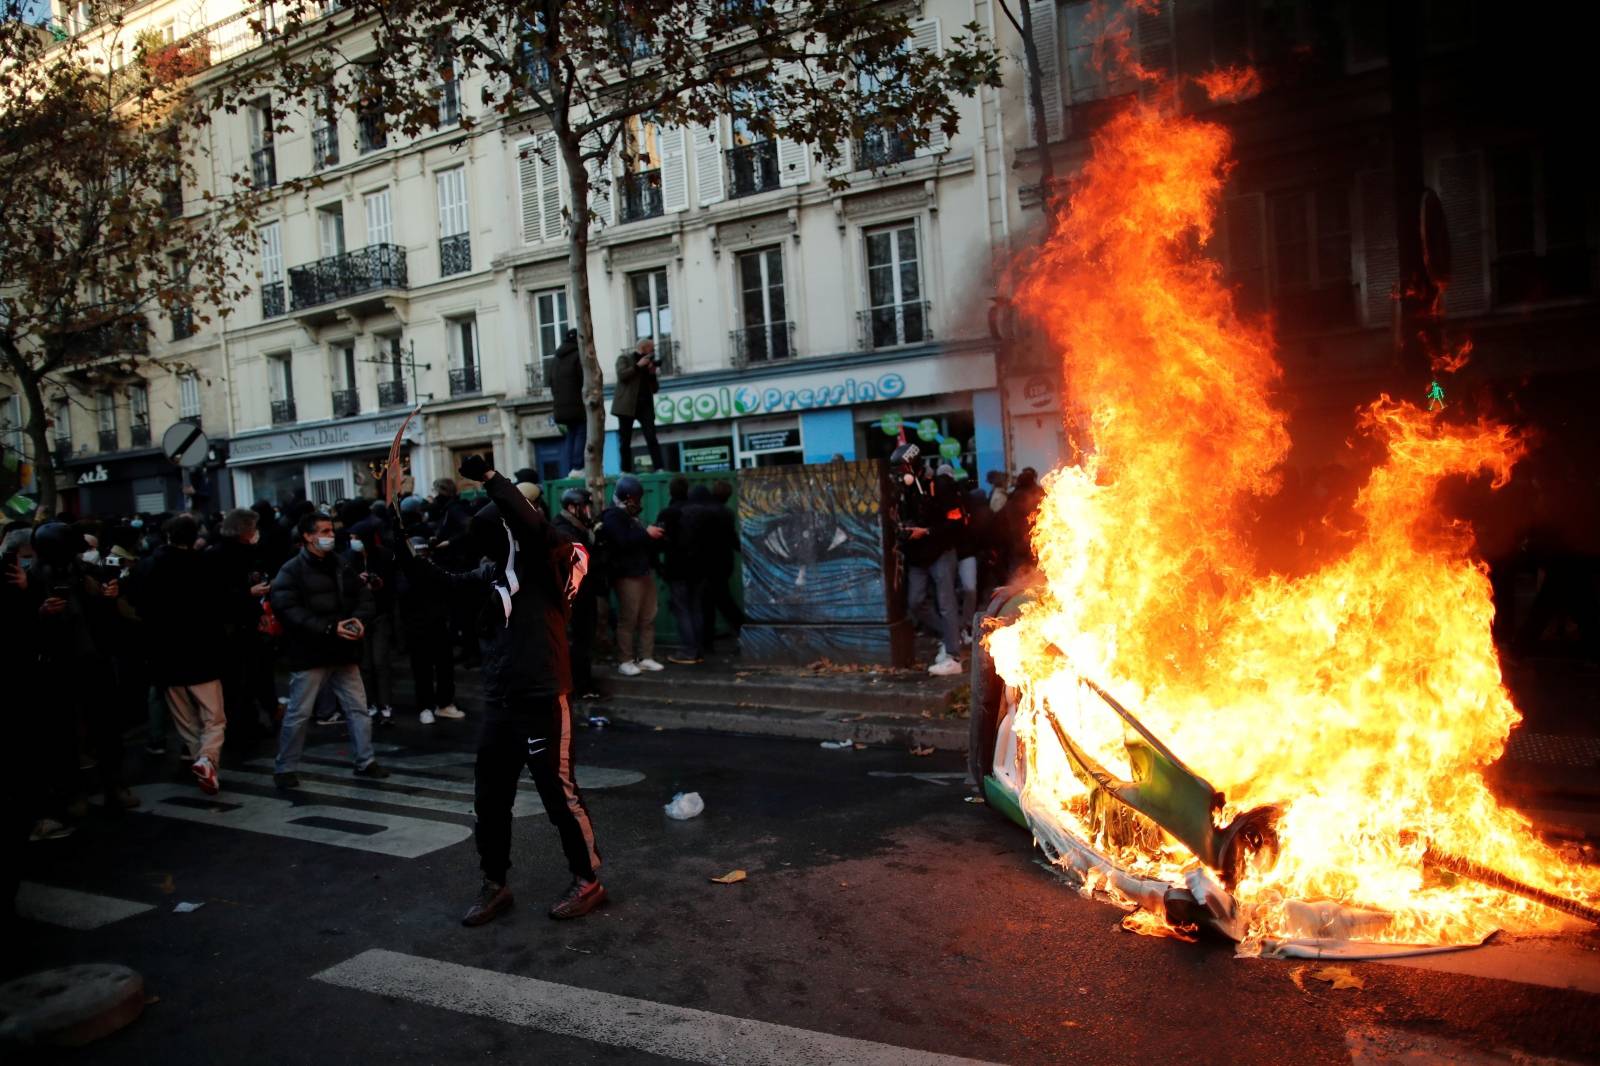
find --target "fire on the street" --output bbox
[985,71,1600,950]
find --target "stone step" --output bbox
[593,697,968,752]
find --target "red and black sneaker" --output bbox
[191,757,219,796]
[548,878,607,920]
[462,879,514,927]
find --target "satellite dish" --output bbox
[1420,187,1451,286]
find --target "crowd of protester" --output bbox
[0,455,1030,841]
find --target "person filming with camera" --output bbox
[612,336,666,473]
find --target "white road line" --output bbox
[132,784,470,858]
[15,882,155,930]
[227,772,544,818]
[243,760,645,799]
[316,949,1002,1066]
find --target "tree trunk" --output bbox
[558,132,607,495]
[15,361,57,516]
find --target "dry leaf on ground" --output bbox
[1310,965,1364,990]
[910,745,935,756]
[709,870,747,884]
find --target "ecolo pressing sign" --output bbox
[653,372,907,426]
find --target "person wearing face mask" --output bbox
[598,475,665,677]
[125,515,230,795]
[343,515,402,724]
[268,513,389,788]
[206,508,278,749]
[892,443,962,677]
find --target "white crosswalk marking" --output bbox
[317,949,1003,1066]
[15,882,154,930]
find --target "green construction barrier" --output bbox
[546,471,744,648]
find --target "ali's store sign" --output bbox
[627,350,996,429]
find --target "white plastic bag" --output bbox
[663,791,704,820]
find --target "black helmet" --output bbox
[614,475,644,501]
[31,521,82,567]
[561,487,593,509]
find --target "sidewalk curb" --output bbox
[594,699,969,751]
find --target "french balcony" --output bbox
[377,379,409,408]
[287,244,407,317]
[448,365,482,396]
[727,140,780,199]
[358,112,387,154]
[250,145,277,188]
[270,399,296,425]
[618,168,663,223]
[439,233,471,277]
[526,358,556,393]
[312,125,339,170]
[98,429,118,452]
[130,422,151,448]
[331,388,360,418]
[855,125,916,169]
[731,320,795,367]
[171,307,196,341]
[261,280,285,318]
[857,300,931,350]
[619,337,677,377]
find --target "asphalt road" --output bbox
[11,719,1600,1065]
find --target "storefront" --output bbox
[64,440,228,518]
[227,410,427,508]
[601,346,1005,480]
[1002,369,1068,476]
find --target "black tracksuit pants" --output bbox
[474,694,600,884]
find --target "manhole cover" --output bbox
[0,964,144,1048]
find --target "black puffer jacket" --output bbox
[551,333,584,426]
[270,547,376,669]
[403,473,574,706]
[126,545,229,686]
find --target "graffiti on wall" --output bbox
[738,460,895,625]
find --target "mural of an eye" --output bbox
[759,511,852,565]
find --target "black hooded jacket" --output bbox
[403,472,575,705]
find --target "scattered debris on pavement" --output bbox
[663,792,704,820]
[709,870,747,884]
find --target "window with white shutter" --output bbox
[1026,0,1064,145]
[909,19,948,155]
[693,124,725,205]
[260,222,283,282]
[660,126,689,213]
[436,168,469,237]
[365,188,394,246]
[179,372,202,419]
[517,136,563,243]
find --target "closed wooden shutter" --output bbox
[1026,0,1063,145]
[1437,153,1487,317]
[909,18,948,155]
[436,167,468,238]
[661,125,689,213]
[693,123,724,205]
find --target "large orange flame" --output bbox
[989,100,1600,945]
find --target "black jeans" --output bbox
[668,577,706,658]
[616,404,665,473]
[407,621,456,710]
[701,571,745,650]
[474,696,601,884]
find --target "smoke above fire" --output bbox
[986,93,1600,944]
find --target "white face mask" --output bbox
[314,536,336,552]
[348,538,365,553]
[246,531,260,546]
[79,549,101,564]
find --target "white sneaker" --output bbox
[618,660,642,677]
[366,706,379,718]
[419,708,436,725]
[435,704,465,719]
[929,657,962,676]
[379,706,394,719]
[933,647,952,665]
[961,628,973,646]
[637,658,664,672]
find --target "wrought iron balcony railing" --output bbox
[619,337,677,377]
[358,112,387,154]
[312,125,339,170]
[261,280,285,318]
[130,422,152,448]
[731,320,795,367]
[331,388,360,418]
[727,141,780,198]
[525,358,557,393]
[377,379,408,408]
[855,125,916,169]
[250,145,277,187]
[78,319,149,355]
[448,365,482,396]
[618,168,664,223]
[287,244,407,311]
[857,300,931,350]
[270,399,297,425]
[439,233,471,276]
[98,429,118,452]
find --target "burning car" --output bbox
[968,85,1600,956]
